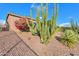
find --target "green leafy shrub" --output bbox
[28,4,60,44]
[61,30,78,48]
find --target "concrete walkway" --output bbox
[0,31,37,56]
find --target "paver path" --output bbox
[0,31,37,56]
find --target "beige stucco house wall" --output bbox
[6,13,35,32]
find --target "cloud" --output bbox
[68,16,73,19]
[31,4,46,10]
[44,6,46,9]
[31,4,35,8]
[39,17,42,19]
[31,4,40,11]
[0,19,5,25]
[37,6,41,11]
[59,23,70,27]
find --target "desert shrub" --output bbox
[24,23,30,32]
[70,20,79,41]
[70,20,79,34]
[60,30,79,48]
[28,4,60,44]
[27,21,36,35]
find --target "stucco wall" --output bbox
[6,14,35,32]
[7,14,20,32]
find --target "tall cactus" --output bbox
[27,8,36,35]
[28,3,60,44]
[35,3,60,44]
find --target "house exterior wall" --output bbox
[6,14,35,32]
[7,14,20,32]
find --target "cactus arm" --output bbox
[48,28,60,43]
[27,8,36,35]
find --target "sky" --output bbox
[0,3,79,26]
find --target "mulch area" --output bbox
[0,31,36,56]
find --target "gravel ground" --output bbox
[0,31,15,37]
[5,41,36,56]
[0,31,79,56]
[0,31,36,56]
[69,43,79,56]
[16,31,79,56]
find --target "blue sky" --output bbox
[0,3,79,25]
